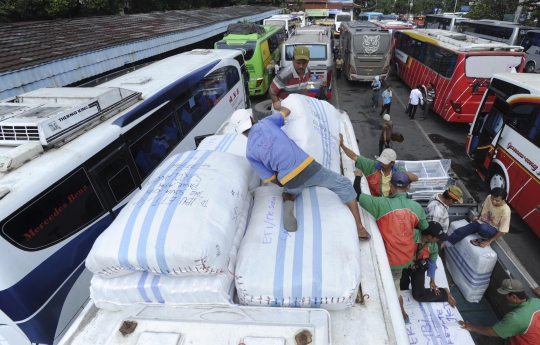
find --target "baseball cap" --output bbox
[447,185,463,203]
[293,46,310,60]
[383,114,391,121]
[377,148,397,164]
[231,109,253,134]
[390,170,410,188]
[497,279,524,295]
[422,221,448,242]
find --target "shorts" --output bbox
[392,269,403,297]
[283,166,357,203]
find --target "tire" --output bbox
[525,62,536,73]
[252,99,273,120]
[488,166,507,192]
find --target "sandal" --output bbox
[470,239,484,247]
[358,232,371,242]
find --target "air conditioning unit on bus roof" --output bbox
[0,87,140,147]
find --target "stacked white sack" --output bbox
[445,220,497,303]
[86,150,252,279]
[281,94,341,173]
[235,185,361,311]
[196,133,260,191]
[89,194,253,311]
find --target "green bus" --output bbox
[215,25,285,96]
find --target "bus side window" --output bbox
[395,32,402,49]
[0,168,105,251]
[507,104,538,137]
[528,113,540,147]
[410,39,422,60]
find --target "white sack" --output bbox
[86,150,252,279]
[196,134,260,190]
[235,185,361,311]
[90,195,252,310]
[281,94,341,173]
[445,220,497,303]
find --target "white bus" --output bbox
[263,15,302,37]
[521,30,540,73]
[291,11,306,27]
[334,11,352,35]
[425,14,470,31]
[0,49,248,345]
[456,20,535,46]
[466,73,540,238]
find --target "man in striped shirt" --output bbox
[269,46,311,111]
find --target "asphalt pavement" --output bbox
[250,69,540,285]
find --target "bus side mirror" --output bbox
[472,82,481,93]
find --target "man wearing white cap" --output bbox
[459,279,540,344]
[340,137,418,197]
[379,114,393,155]
[230,108,371,241]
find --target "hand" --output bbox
[354,170,364,177]
[478,239,490,248]
[280,106,291,117]
[430,280,440,295]
[339,133,344,146]
[531,286,540,298]
[458,321,473,331]
[384,142,389,147]
[273,101,281,110]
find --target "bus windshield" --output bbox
[336,15,352,22]
[521,31,540,51]
[465,55,523,78]
[216,41,256,60]
[264,20,286,28]
[285,44,327,60]
[353,34,390,55]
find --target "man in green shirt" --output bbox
[459,279,540,345]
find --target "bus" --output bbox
[334,12,352,35]
[521,30,540,73]
[281,27,333,98]
[263,15,302,37]
[0,49,248,345]
[216,24,285,96]
[371,20,414,56]
[393,29,525,122]
[456,20,535,46]
[413,15,425,28]
[340,21,392,82]
[358,12,383,21]
[425,14,469,31]
[466,73,540,237]
[291,11,306,28]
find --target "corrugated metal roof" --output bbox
[0,5,281,100]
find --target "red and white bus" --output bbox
[371,20,414,55]
[393,29,525,122]
[466,73,540,237]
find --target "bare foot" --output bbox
[445,288,457,308]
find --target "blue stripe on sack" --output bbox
[119,151,196,269]
[150,275,165,303]
[134,151,198,271]
[155,150,213,274]
[222,133,237,152]
[291,193,304,308]
[137,272,152,303]
[447,245,492,278]
[445,246,490,287]
[418,301,440,345]
[309,187,323,308]
[271,201,288,307]
[426,302,450,345]
[308,98,332,169]
[215,134,232,151]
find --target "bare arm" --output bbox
[406,171,419,182]
[458,321,499,338]
[532,286,540,298]
[339,134,358,162]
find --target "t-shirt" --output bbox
[492,298,540,345]
[381,170,392,197]
[382,90,392,104]
[246,112,314,185]
[335,58,344,69]
[269,65,311,100]
[478,194,511,233]
[409,89,423,105]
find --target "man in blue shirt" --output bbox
[380,85,392,116]
[231,108,370,240]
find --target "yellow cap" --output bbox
[293,46,310,60]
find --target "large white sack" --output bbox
[196,134,260,191]
[235,185,361,311]
[86,150,252,279]
[281,94,341,173]
[445,220,497,303]
[90,195,253,311]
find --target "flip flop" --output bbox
[358,233,371,242]
[470,239,483,247]
[404,315,410,324]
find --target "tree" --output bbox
[465,0,519,20]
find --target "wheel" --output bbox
[252,99,273,120]
[488,166,507,192]
[525,62,536,73]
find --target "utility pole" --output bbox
[515,0,525,24]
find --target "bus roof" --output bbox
[220,25,282,42]
[493,73,540,92]
[372,20,414,28]
[342,21,389,33]
[401,29,524,52]
[464,19,535,29]
[285,33,331,44]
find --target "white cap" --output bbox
[231,109,253,134]
[377,149,397,164]
[383,114,390,121]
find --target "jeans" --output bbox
[447,221,498,245]
[423,101,433,117]
[372,90,379,107]
[283,166,357,203]
[336,68,342,79]
[407,104,418,119]
[380,102,391,116]
[400,268,449,303]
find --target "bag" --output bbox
[420,99,424,106]
[391,132,404,142]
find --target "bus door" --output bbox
[468,96,511,176]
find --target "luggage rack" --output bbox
[396,159,453,200]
